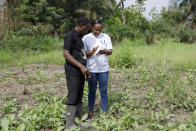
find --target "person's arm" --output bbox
[86,50,94,57]
[63,50,90,79]
[99,34,113,56]
[63,32,91,79]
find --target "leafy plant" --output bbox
[1,99,18,114]
[178,27,196,43]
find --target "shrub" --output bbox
[109,40,136,68]
[0,31,60,51]
[145,30,155,44]
[103,17,139,41]
[116,50,136,68]
[178,28,196,43]
[17,24,54,36]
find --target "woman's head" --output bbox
[92,19,103,36]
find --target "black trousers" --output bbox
[65,64,85,105]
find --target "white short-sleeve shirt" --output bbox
[83,33,113,73]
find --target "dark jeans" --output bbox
[65,64,85,105]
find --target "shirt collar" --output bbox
[73,29,83,37]
[92,32,103,38]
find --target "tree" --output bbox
[169,0,196,27]
[179,0,196,15]
[4,0,117,34]
[180,0,196,27]
[116,0,146,24]
[76,0,115,19]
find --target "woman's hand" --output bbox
[86,45,99,57]
[92,46,99,54]
[99,49,107,54]
[99,49,112,55]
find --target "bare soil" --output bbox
[0,64,193,130]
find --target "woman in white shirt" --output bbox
[83,19,113,119]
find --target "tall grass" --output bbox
[0,33,64,68]
[0,49,64,68]
[0,38,196,70]
[110,39,196,70]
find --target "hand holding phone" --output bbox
[92,46,99,54]
[99,49,107,54]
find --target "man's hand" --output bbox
[64,50,91,80]
[85,72,91,81]
[80,66,88,75]
[80,66,91,80]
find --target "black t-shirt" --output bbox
[63,29,87,75]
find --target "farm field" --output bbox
[1,0,196,130]
[0,40,196,131]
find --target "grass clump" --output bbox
[109,39,136,69]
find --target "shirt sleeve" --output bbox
[63,32,74,50]
[106,35,113,50]
[82,36,88,51]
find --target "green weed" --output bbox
[1,99,18,114]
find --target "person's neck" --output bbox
[93,33,101,37]
[75,26,81,33]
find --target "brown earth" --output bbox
[0,64,193,131]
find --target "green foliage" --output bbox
[91,67,196,130]
[125,5,147,30]
[104,17,138,41]
[7,0,116,35]
[16,69,49,85]
[1,118,10,131]
[0,93,66,130]
[115,50,136,69]
[109,40,136,68]
[145,30,155,44]
[1,99,18,114]
[161,8,185,25]
[17,24,54,36]
[1,67,195,130]
[3,0,195,43]
[178,27,196,43]
[151,19,172,35]
[179,0,196,19]
[0,39,196,130]
[145,8,183,41]
[0,31,60,51]
[103,4,147,41]
[125,65,196,110]
[19,0,69,31]
[163,79,195,111]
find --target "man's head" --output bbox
[76,17,91,34]
[92,19,103,37]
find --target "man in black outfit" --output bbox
[63,17,91,129]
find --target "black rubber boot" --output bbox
[66,105,77,129]
[76,103,83,119]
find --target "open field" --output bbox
[1,39,196,70]
[1,0,196,130]
[0,39,196,130]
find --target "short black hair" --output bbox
[77,17,91,26]
[92,19,103,27]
